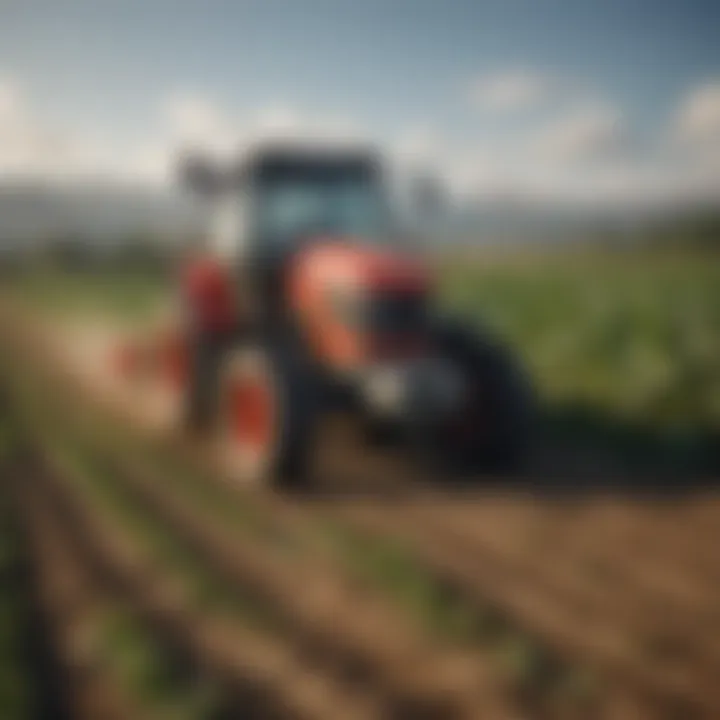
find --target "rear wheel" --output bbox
[431,322,534,477]
[218,344,316,489]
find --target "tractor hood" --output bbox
[291,237,432,294]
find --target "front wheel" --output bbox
[218,344,317,490]
[430,322,535,477]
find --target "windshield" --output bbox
[253,172,392,245]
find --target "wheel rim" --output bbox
[227,372,275,459]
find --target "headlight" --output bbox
[366,367,405,411]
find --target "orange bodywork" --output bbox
[181,256,238,334]
[288,239,432,369]
[227,373,274,451]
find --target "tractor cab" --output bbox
[239,146,399,325]
[244,145,392,255]
[192,144,397,264]
[188,143,424,337]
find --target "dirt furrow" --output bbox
[310,432,720,671]
[9,319,697,716]
[1,305,627,719]
[394,499,720,662]
[1,318,523,719]
[57,422,521,719]
[323,501,720,718]
[307,432,720,675]
[314,431,720,619]
[31,451,386,720]
[423,496,720,610]
[9,469,149,720]
[35,386,524,717]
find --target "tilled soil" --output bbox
[14,452,393,720]
[318,498,719,718]
[7,463,151,720]
[1,301,720,719]
[82,451,518,719]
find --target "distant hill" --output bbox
[0,180,717,255]
[0,182,204,250]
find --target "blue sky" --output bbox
[1,0,719,204]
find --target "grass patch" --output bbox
[439,249,720,471]
[3,268,166,325]
[97,607,226,720]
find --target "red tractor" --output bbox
[118,142,533,487]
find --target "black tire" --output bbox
[431,320,535,477]
[184,329,224,434]
[218,342,317,490]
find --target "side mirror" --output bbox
[177,151,226,197]
[404,172,448,242]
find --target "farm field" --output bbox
[9,248,720,476]
[1,247,720,719]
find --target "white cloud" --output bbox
[442,95,718,207]
[0,79,371,186]
[0,77,22,123]
[252,105,301,134]
[392,125,440,165]
[675,81,720,145]
[0,76,52,175]
[671,80,720,182]
[118,140,174,185]
[528,102,626,165]
[467,70,552,112]
[0,73,163,184]
[161,93,239,158]
[1,70,719,209]
[161,93,367,157]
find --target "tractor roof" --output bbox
[236,140,383,183]
[179,139,384,196]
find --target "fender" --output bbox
[181,256,238,334]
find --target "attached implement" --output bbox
[115,142,534,488]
